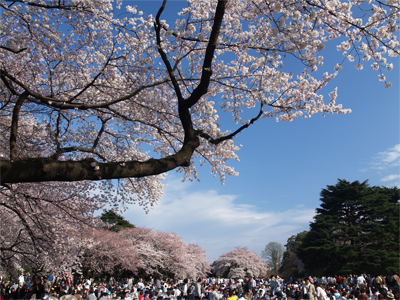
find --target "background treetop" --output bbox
[296,179,399,276]
[100,209,135,232]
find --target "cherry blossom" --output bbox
[0,181,101,275]
[80,228,140,275]
[120,227,210,279]
[212,247,269,278]
[1,1,398,273]
[0,0,398,209]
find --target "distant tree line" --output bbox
[276,179,399,277]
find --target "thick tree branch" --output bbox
[10,91,28,161]
[185,0,228,109]
[0,137,199,184]
[155,0,184,103]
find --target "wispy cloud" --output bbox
[123,175,314,262]
[373,144,400,170]
[361,144,400,186]
[381,174,400,182]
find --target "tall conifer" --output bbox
[298,179,399,276]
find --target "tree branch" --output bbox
[10,91,28,161]
[196,102,265,145]
[185,0,228,109]
[0,138,199,183]
[0,45,28,54]
[0,68,170,110]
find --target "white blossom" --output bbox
[334,63,343,71]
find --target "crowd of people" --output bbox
[1,273,399,300]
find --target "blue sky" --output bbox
[121,0,400,263]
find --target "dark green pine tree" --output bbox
[100,209,135,232]
[298,179,399,276]
[359,186,400,274]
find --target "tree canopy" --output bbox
[83,227,211,279]
[1,0,399,209]
[0,181,100,275]
[100,209,135,232]
[212,247,269,278]
[279,231,308,277]
[261,241,284,275]
[297,179,400,276]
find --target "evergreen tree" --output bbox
[298,179,399,276]
[100,210,135,232]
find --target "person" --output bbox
[48,275,55,284]
[156,279,161,292]
[392,273,400,293]
[18,275,25,287]
[124,291,133,300]
[264,290,272,300]
[208,286,221,300]
[386,292,395,299]
[98,292,110,300]
[255,288,264,299]
[73,288,82,300]
[393,289,400,300]
[85,279,92,290]
[270,275,284,298]
[374,275,385,291]
[13,286,25,300]
[44,277,52,294]
[25,273,32,288]
[239,292,250,300]
[302,279,315,300]
[243,278,251,295]
[88,288,97,300]
[356,275,366,290]
[137,280,145,293]
[356,287,368,300]
[315,284,327,300]
[339,291,347,300]
[226,290,237,300]
[194,279,202,300]
[180,280,188,297]
[110,278,115,287]
[60,290,78,300]
[30,276,45,300]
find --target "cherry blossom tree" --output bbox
[1,0,398,275]
[121,227,210,279]
[212,247,269,278]
[183,243,212,279]
[0,181,100,274]
[1,0,398,208]
[80,228,140,275]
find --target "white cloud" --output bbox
[374,144,400,169]
[362,144,400,185]
[123,174,314,263]
[381,174,400,182]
